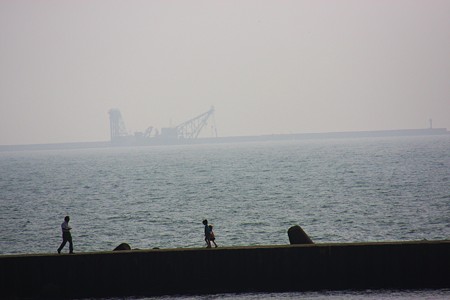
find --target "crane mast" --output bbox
[108,109,129,141]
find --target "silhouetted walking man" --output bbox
[57,216,73,254]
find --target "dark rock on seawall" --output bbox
[114,243,132,251]
[288,225,314,244]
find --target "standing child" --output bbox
[208,224,218,248]
[203,219,211,248]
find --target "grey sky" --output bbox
[1,0,449,145]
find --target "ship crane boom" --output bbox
[175,106,216,139]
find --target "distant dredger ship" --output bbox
[109,107,217,146]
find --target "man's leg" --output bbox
[58,238,67,254]
[68,235,73,253]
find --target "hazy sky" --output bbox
[1,0,449,145]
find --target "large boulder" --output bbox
[113,243,132,251]
[288,225,314,245]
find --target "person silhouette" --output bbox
[57,216,74,254]
[203,219,211,248]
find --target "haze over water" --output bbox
[2,2,450,299]
[1,1,450,145]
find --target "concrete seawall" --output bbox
[1,240,449,299]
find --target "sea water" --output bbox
[1,135,449,299]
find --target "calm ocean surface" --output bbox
[1,135,449,299]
